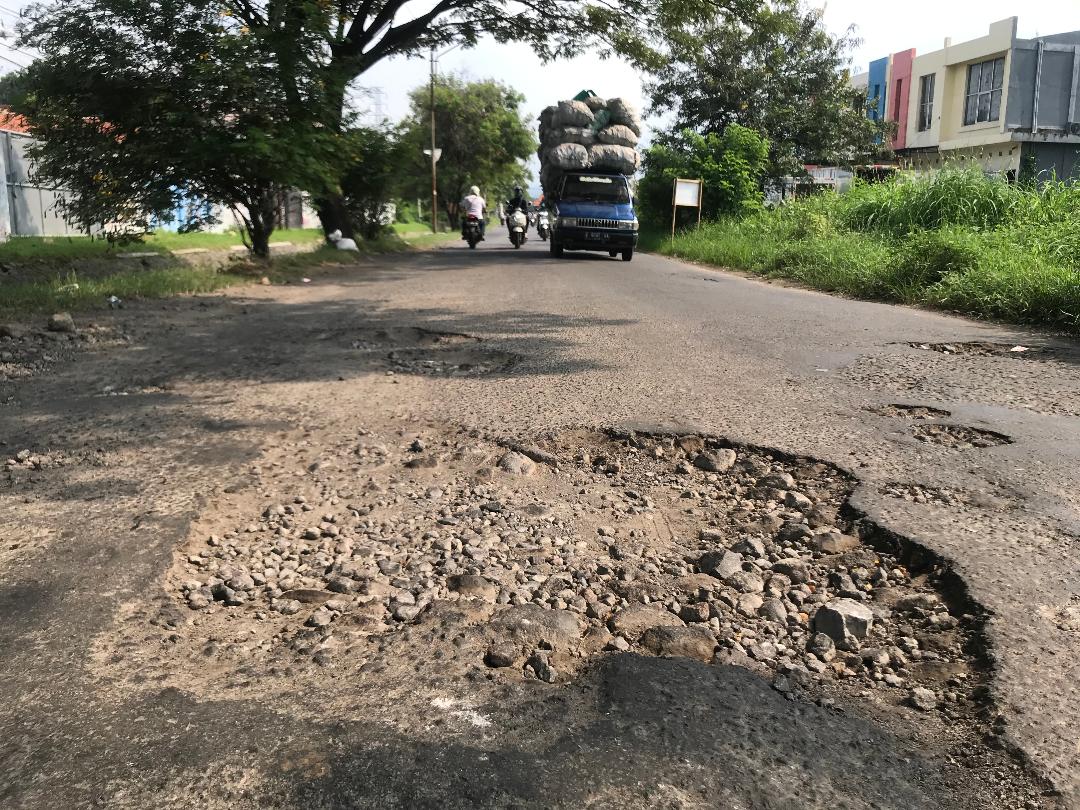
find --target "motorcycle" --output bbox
[462,214,483,249]
[536,210,550,241]
[507,208,528,249]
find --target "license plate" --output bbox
[586,231,604,240]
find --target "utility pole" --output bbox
[429,48,438,234]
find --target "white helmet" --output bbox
[470,185,480,196]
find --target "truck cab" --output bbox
[548,172,639,262]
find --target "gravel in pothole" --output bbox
[139,426,987,726]
[912,423,1012,449]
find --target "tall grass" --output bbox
[661,168,1080,333]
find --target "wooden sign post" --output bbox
[671,178,704,248]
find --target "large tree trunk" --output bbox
[315,193,356,241]
[241,187,277,260]
[313,68,358,243]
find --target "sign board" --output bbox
[671,177,704,244]
[423,148,443,163]
[674,178,703,207]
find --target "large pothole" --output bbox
[103,426,994,721]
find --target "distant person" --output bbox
[461,185,486,240]
[506,186,529,215]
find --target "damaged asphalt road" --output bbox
[1,239,1078,808]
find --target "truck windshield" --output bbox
[562,176,630,203]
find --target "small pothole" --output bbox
[908,341,1052,359]
[912,424,1012,449]
[873,404,952,420]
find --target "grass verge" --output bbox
[0,234,409,316]
[0,228,324,263]
[655,169,1080,333]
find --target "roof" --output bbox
[0,108,30,134]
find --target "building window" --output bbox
[963,57,1004,125]
[918,73,935,131]
[870,84,881,120]
[893,78,903,120]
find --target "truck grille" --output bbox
[577,217,620,229]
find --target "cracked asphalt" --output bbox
[1,237,1078,808]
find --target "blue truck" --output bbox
[548,171,639,262]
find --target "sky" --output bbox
[353,1,1080,126]
[0,1,1076,189]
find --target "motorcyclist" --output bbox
[505,186,529,218]
[461,185,486,240]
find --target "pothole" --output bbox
[386,347,518,376]
[317,325,518,377]
[342,326,481,351]
[873,404,952,420]
[912,424,1012,449]
[908,341,1052,359]
[96,423,1001,747]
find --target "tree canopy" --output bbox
[396,76,535,228]
[644,0,889,178]
[15,0,346,256]
[637,126,770,226]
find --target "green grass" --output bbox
[143,227,324,251]
[0,234,411,316]
[0,227,325,263]
[657,169,1080,333]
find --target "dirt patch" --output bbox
[912,423,1012,449]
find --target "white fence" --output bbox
[0,130,89,239]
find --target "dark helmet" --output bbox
[514,186,523,195]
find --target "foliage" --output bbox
[0,69,31,107]
[396,76,536,228]
[17,0,347,256]
[341,127,402,240]
[644,0,890,178]
[638,126,770,225]
[659,169,1080,332]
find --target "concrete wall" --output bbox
[888,50,915,150]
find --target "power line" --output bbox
[0,49,27,69]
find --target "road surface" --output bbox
[1,237,1078,808]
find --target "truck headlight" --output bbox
[617,219,639,230]
[557,217,577,228]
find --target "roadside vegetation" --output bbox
[0,233,407,316]
[0,228,323,263]
[660,169,1080,333]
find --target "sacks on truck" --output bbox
[551,100,595,128]
[606,98,642,137]
[538,94,642,197]
[587,144,639,175]
[549,143,590,170]
[596,124,639,148]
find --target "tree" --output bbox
[397,76,535,229]
[16,0,345,258]
[644,0,889,179]
[637,126,770,226]
[0,69,31,107]
[27,0,754,239]
[341,126,402,240]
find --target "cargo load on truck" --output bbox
[537,93,642,198]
